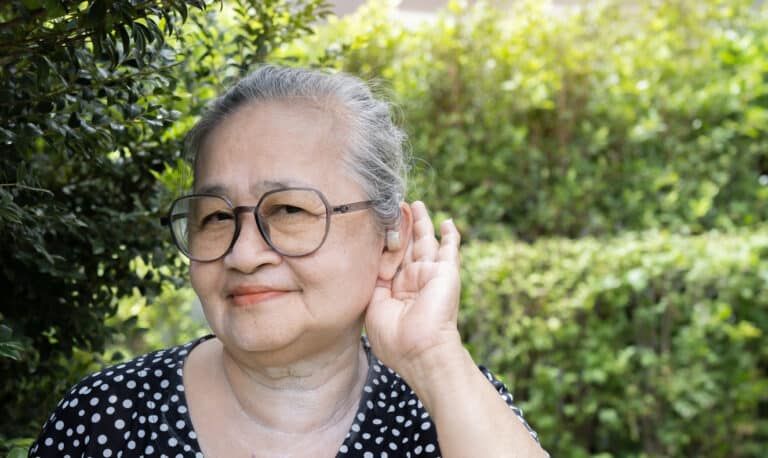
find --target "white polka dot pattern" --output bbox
[29,336,539,457]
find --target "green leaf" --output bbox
[8,447,29,458]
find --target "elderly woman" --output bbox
[31,66,546,457]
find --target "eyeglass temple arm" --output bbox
[331,200,376,214]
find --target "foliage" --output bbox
[0,0,329,445]
[0,324,25,360]
[4,0,767,455]
[103,278,210,361]
[0,0,206,442]
[286,0,768,239]
[459,227,768,457]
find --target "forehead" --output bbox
[194,99,357,198]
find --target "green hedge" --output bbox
[288,0,768,239]
[458,227,768,457]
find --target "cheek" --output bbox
[189,263,217,300]
[306,231,382,304]
[302,262,378,315]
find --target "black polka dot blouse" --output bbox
[30,335,540,457]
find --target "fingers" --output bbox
[403,229,415,264]
[437,219,460,266]
[408,201,460,267]
[410,201,440,262]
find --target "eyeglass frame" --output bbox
[160,187,377,262]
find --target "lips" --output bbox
[228,285,291,306]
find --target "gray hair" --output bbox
[186,65,409,230]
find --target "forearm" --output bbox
[400,341,547,458]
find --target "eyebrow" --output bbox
[195,183,228,195]
[194,179,308,196]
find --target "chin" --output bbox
[223,324,300,354]
[238,315,334,355]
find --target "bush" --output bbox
[458,227,768,457]
[0,0,329,446]
[287,0,768,239]
[0,1,209,443]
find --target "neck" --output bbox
[218,332,369,435]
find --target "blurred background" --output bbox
[1,0,766,456]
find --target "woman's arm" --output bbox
[397,339,546,457]
[365,201,547,457]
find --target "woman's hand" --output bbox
[365,202,547,457]
[365,201,464,379]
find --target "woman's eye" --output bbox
[200,211,233,225]
[281,205,305,214]
[264,205,306,216]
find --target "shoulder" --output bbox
[29,336,212,457]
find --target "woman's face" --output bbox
[190,100,386,358]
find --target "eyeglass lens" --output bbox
[170,189,329,260]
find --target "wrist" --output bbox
[397,336,477,410]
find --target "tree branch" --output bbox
[0,183,54,195]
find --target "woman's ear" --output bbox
[378,202,412,281]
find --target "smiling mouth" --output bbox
[230,290,289,307]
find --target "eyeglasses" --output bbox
[161,187,375,262]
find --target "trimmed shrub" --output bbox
[287,0,768,239]
[459,227,768,457]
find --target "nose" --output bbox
[223,211,281,272]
